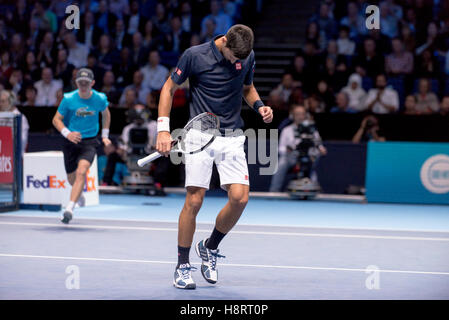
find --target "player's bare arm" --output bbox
[52,111,81,144]
[101,107,112,147]
[156,77,179,157]
[243,83,273,123]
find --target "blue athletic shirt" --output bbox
[57,89,109,139]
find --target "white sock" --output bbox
[66,201,75,212]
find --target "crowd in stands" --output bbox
[269,0,449,116]
[0,0,244,111]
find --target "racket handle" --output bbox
[137,152,162,167]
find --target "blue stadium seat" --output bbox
[362,77,373,91]
[387,76,405,109]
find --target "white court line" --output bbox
[1,221,449,242]
[1,253,449,276]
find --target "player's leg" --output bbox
[196,135,249,284]
[174,147,214,289]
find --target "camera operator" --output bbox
[102,103,157,186]
[269,104,327,192]
[352,115,386,143]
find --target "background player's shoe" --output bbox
[173,263,197,289]
[195,238,226,284]
[76,194,86,208]
[61,209,73,224]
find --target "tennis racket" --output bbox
[137,112,220,167]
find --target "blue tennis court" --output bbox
[1,194,448,300]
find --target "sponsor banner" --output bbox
[366,142,449,204]
[0,126,14,184]
[23,151,99,206]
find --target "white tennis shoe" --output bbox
[173,263,197,289]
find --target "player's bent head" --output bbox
[225,24,254,60]
[75,68,95,91]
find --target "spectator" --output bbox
[385,37,414,76]
[94,34,120,71]
[352,115,386,143]
[101,71,120,106]
[201,0,233,36]
[319,57,347,93]
[440,96,449,116]
[112,19,130,51]
[304,94,325,114]
[0,51,14,82]
[126,1,146,35]
[340,1,365,38]
[163,16,191,53]
[54,48,75,88]
[0,90,29,154]
[36,31,56,68]
[269,104,327,192]
[77,10,102,50]
[146,90,159,111]
[119,70,150,105]
[400,23,416,53]
[95,0,117,34]
[113,47,135,89]
[415,49,440,78]
[403,94,418,115]
[152,2,170,35]
[269,73,294,111]
[180,1,193,33]
[304,21,324,51]
[415,21,444,56]
[109,0,130,20]
[23,86,37,106]
[7,69,27,99]
[414,78,440,114]
[364,74,400,114]
[341,73,367,112]
[330,92,358,113]
[34,67,63,106]
[64,32,89,68]
[142,20,159,49]
[314,80,334,112]
[25,18,42,53]
[140,50,169,91]
[200,17,218,43]
[309,2,337,44]
[382,0,403,20]
[12,0,30,36]
[286,55,307,88]
[336,25,355,56]
[379,1,399,38]
[119,87,138,109]
[31,1,56,32]
[129,32,148,68]
[10,33,26,67]
[21,51,41,83]
[353,38,385,78]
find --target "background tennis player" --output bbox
[155,24,273,289]
[52,68,111,224]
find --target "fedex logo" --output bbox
[26,175,66,189]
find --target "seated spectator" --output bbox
[400,23,416,53]
[77,10,101,50]
[109,0,130,20]
[353,38,385,78]
[34,67,63,106]
[309,2,337,45]
[330,92,359,113]
[119,70,150,105]
[200,17,218,43]
[415,21,446,56]
[322,39,347,68]
[319,57,347,93]
[142,20,160,49]
[126,1,146,35]
[101,71,120,106]
[64,32,89,69]
[111,19,130,51]
[269,73,294,111]
[36,31,57,68]
[119,87,137,109]
[364,74,399,114]
[163,16,191,53]
[414,78,440,114]
[341,73,367,112]
[53,48,75,88]
[95,0,117,34]
[152,2,171,35]
[379,1,399,38]
[302,40,321,85]
[414,49,440,78]
[304,22,323,50]
[129,32,148,67]
[21,51,41,83]
[7,69,28,99]
[340,1,365,38]
[286,55,307,88]
[140,50,169,91]
[440,96,449,116]
[93,34,120,72]
[352,115,386,143]
[113,47,135,89]
[314,80,334,112]
[269,104,327,192]
[180,1,193,33]
[336,25,355,56]
[385,37,414,76]
[0,51,14,82]
[288,86,305,108]
[201,0,232,35]
[403,94,418,115]
[304,94,325,114]
[23,86,37,106]
[10,33,26,67]
[0,90,29,154]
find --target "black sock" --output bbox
[177,246,190,268]
[205,227,227,250]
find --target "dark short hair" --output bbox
[225,24,254,60]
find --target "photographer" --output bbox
[269,105,327,192]
[352,115,386,143]
[102,103,157,186]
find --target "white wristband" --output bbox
[102,128,109,139]
[157,117,170,132]
[61,127,71,139]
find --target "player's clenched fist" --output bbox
[67,132,82,144]
[259,106,273,123]
[156,131,172,157]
